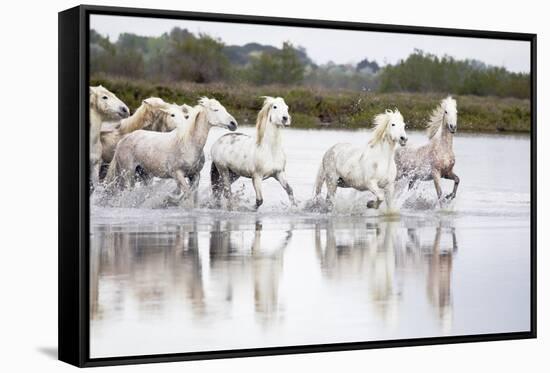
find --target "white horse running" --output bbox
[105,98,237,204]
[89,85,129,188]
[100,97,188,164]
[210,96,295,209]
[395,97,459,203]
[314,109,408,210]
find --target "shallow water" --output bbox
[90,128,531,358]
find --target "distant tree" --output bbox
[378,50,529,99]
[167,32,230,83]
[356,58,380,74]
[246,41,305,85]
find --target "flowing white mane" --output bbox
[369,109,402,146]
[427,96,456,139]
[256,96,276,145]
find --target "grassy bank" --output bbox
[91,76,531,133]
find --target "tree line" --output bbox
[90,28,529,99]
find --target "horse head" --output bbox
[371,109,408,147]
[89,85,129,121]
[262,96,291,127]
[441,97,458,134]
[198,97,238,131]
[156,101,189,130]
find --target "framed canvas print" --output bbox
[58,5,537,367]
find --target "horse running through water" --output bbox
[210,96,295,209]
[314,109,408,210]
[89,85,130,188]
[105,98,237,205]
[395,97,459,204]
[100,97,188,164]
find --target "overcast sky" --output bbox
[91,15,530,73]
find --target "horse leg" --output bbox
[219,169,234,207]
[443,171,460,200]
[90,160,100,190]
[432,171,443,202]
[366,182,384,209]
[275,171,297,207]
[384,182,396,210]
[167,169,191,204]
[325,178,338,210]
[252,174,264,209]
[188,173,200,207]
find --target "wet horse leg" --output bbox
[252,174,263,209]
[167,169,191,204]
[274,171,296,207]
[188,173,200,207]
[432,171,443,201]
[383,182,396,210]
[443,171,460,200]
[325,178,338,210]
[366,181,385,209]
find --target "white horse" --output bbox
[314,109,408,210]
[210,96,295,209]
[89,85,129,188]
[395,97,459,202]
[100,97,188,164]
[105,98,237,204]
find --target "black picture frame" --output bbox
[58,4,537,367]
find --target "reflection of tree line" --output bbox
[90,219,458,332]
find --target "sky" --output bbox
[91,15,531,73]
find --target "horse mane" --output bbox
[256,96,274,145]
[427,96,456,139]
[118,98,169,135]
[369,109,398,147]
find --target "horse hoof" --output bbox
[366,200,377,209]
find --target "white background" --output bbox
[0,0,546,371]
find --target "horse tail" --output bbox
[210,162,222,199]
[314,162,325,197]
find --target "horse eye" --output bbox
[445,110,448,114]
[171,114,175,117]
[102,96,108,100]
[273,106,277,109]
[392,123,395,127]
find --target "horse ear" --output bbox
[181,104,193,113]
[198,97,209,108]
[142,99,151,107]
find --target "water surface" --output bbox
[90,128,530,358]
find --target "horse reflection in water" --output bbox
[208,221,292,327]
[91,217,459,343]
[314,218,458,332]
[90,224,206,322]
[406,223,458,332]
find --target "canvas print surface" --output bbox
[88,14,531,358]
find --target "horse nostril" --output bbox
[400,136,407,141]
[121,106,128,113]
[282,116,288,122]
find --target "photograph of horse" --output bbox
[210,96,295,209]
